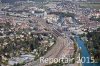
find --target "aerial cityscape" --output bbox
[0,0,100,66]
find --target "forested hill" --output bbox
[86,28,100,62]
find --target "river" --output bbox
[75,36,100,66]
[72,16,100,66]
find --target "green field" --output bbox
[79,2,100,9]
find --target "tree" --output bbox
[30,44,34,51]
[86,28,100,62]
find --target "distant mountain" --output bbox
[1,0,48,3]
[1,0,100,3]
[87,0,100,2]
[1,0,19,3]
[1,0,26,3]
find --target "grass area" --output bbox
[79,2,100,9]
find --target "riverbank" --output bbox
[71,36,82,66]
